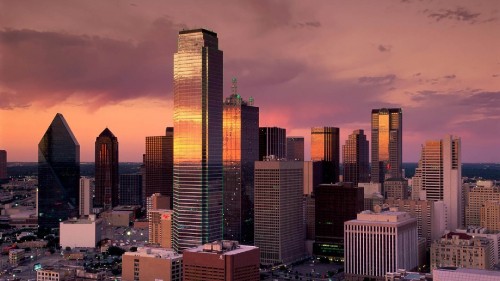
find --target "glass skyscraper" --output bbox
[259,127,286,160]
[311,127,340,184]
[371,108,403,183]
[145,127,173,205]
[38,113,80,229]
[173,29,223,252]
[223,78,259,243]
[95,128,119,209]
[342,129,369,186]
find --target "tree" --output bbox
[107,246,125,256]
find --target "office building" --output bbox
[145,127,174,203]
[36,268,75,281]
[149,209,172,248]
[259,127,286,160]
[344,210,418,281]
[311,126,340,183]
[287,136,304,161]
[466,181,500,227]
[481,200,500,231]
[147,193,171,212]
[38,113,80,229]
[183,240,259,281]
[79,177,93,216]
[456,227,500,264]
[254,161,304,265]
[303,161,322,195]
[342,129,369,186]
[371,108,402,183]
[60,215,102,248]
[0,150,6,179]
[431,231,494,270]
[420,135,462,231]
[173,29,223,252]
[432,268,500,281]
[119,174,142,206]
[122,247,182,281]
[411,166,423,200]
[223,79,259,243]
[314,183,364,260]
[94,128,119,209]
[383,178,408,200]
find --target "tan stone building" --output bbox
[149,209,172,248]
[465,181,500,227]
[431,232,494,270]
[122,247,182,281]
[481,200,500,231]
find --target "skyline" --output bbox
[1,0,499,162]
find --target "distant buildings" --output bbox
[259,127,286,160]
[122,247,182,281]
[38,113,80,229]
[94,128,119,209]
[342,129,369,186]
[480,200,500,231]
[119,174,142,206]
[371,108,402,184]
[466,180,500,227]
[383,178,408,200]
[0,150,6,179]
[344,210,418,281]
[145,127,173,203]
[311,127,340,183]
[79,177,93,216]
[60,215,102,248]
[173,29,223,252]
[287,136,304,161]
[254,161,304,265]
[223,80,259,243]
[183,240,259,281]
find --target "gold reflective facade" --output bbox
[173,29,223,252]
[310,127,340,183]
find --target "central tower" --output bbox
[173,29,223,252]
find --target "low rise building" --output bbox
[385,269,432,281]
[9,248,24,265]
[122,247,182,281]
[60,215,102,248]
[149,209,172,248]
[456,227,500,264]
[432,267,500,281]
[36,267,75,281]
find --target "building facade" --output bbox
[173,29,223,252]
[94,128,119,209]
[342,129,369,186]
[311,127,340,184]
[259,127,286,160]
[122,247,182,281]
[38,113,80,229]
[287,136,304,161]
[371,108,402,184]
[384,178,408,200]
[145,127,174,204]
[60,215,102,248]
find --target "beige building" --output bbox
[431,232,494,270]
[9,249,24,265]
[101,210,134,227]
[122,247,182,281]
[149,209,172,248]
[480,200,500,231]
[60,215,102,248]
[36,267,75,281]
[456,227,500,264]
[466,181,500,227]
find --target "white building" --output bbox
[432,267,500,281]
[345,210,418,281]
[60,215,102,248]
[79,177,94,216]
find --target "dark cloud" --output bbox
[378,44,392,52]
[443,74,456,79]
[426,7,483,23]
[413,72,422,76]
[493,74,499,77]
[292,21,322,29]
[0,17,180,110]
[358,74,396,85]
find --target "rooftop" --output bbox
[184,240,258,256]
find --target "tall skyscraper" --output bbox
[94,128,119,209]
[420,135,462,231]
[38,113,80,229]
[342,129,369,186]
[311,126,340,183]
[0,150,6,180]
[223,78,259,243]
[145,127,174,204]
[371,108,403,183]
[259,127,286,160]
[173,29,223,252]
[287,136,304,161]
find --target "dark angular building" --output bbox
[94,128,119,209]
[222,78,259,243]
[119,174,142,206]
[145,127,173,205]
[342,129,369,186]
[311,127,340,184]
[38,113,80,229]
[286,136,304,161]
[259,127,286,160]
[314,183,364,261]
[0,150,6,180]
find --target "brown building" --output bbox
[122,247,182,281]
[94,128,119,209]
[149,209,172,248]
[342,129,369,186]
[145,127,174,204]
[183,240,259,281]
[0,150,6,179]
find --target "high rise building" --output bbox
[122,247,182,281]
[222,78,259,243]
[183,241,259,281]
[259,127,286,160]
[344,210,418,281]
[311,126,340,183]
[145,127,174,204]
[480,201,500,231]
[287,136,304,161]
[254,161,305,265]
[342,129,369,186]
[420,135,462,231]
[94,128,119,209]
[371,108,403,183]
[149,209,172,248]
[119,174,142,206]
[466,181,500,227]
[0,150,6,179]
[314,183,364,260]
[38,113,80,229]
[173,29,223,252]
[79,177,94,216]
[303,161,322,195]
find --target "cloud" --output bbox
[292,21,321,29]
[443,74,456,79]
[378,44,392,52]
[426,7,483,23]
[358,74,397,85]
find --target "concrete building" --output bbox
[411,166,423,200]
[456,227,500,264]
[149,209,172,248]
[122,247,182,281]
[383,178,408,200]
[431,231,494,270]
[432,267,500,281]
[254,161,305,265]
[344,210,418,281]
[60,215,102,248]
[385,269,432,281]
[36,268,75,281]
[481,200,500,231]
[79,177,93,216]
[287,136,304,161]
[147,193,171,218]
[101,210,134,227]
[8,249,24,265]
[183,240,259,281]
[466,181,500,227]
